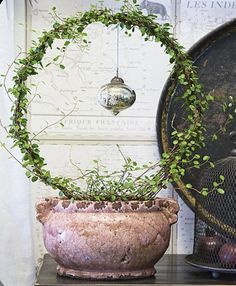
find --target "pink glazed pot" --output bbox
[36,197,179,280]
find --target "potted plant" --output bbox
[0,1,224,280]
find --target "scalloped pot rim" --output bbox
[36,196,180,213]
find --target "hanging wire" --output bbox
[116,25,120,77]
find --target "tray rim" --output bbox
[185,254,236,274]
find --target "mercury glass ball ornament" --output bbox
[97,76,136,116]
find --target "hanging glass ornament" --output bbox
[98,76,136,116]
[97,25,136,116]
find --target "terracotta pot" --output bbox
[36,197,179,280]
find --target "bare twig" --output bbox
[50,9,65,23]
[28,0,38,7]
[133,162,159,183]
[0,141,37,178]
[0,119,9,135]
[27,83,40,106]
[116,144,128,164]
[30,103,78,141]
[69,157,85,177]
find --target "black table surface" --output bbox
[35,254,236,286]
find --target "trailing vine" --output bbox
[6,3,220,201]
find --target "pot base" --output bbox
[57,265,156,280]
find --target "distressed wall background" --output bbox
[18,0,236,263]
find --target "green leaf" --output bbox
[162,152,170,159]
[59,64,65,69]
[219,175,225,181]
[213,181,219,187]
[203,156,210,161]
[31,176,38,182]
[53,55,60,62]
[25,170,31,178]
[206,94,214,101]
[58,191,64,197]
[201,190,208,196]
[217,188,225,195]
[209,162,215,168]
[64,41,70,46]
[211,134,218,141]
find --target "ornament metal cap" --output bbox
[110,76,124,84]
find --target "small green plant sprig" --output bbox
[68,145,162,201]
[6,3,223,200]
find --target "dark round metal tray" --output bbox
[156,19,236,212]
[185,255,236,278]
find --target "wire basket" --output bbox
[185,132,236,277]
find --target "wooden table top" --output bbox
[35,254,236,286]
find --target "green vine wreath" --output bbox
[7,3,220,201]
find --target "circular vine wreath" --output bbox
[9,4,212,201]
